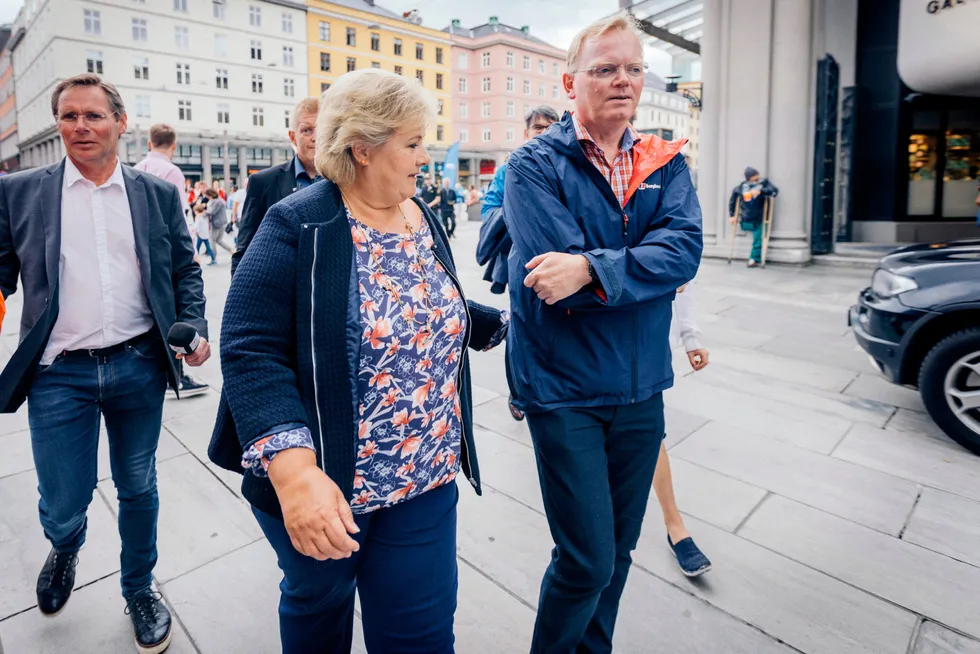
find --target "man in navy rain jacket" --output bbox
[502,13,702,653]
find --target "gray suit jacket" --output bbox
[0,160,208,412]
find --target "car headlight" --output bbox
[871,269,918,298]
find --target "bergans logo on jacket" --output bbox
[501,112,703,413]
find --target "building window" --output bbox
[482,77,490,93]
[506,101,514,117]
[371,33,380,51]
[175,26,189,50]
[284,78,295,97]
[506,51,514,67]
[213,1,226,20]
[136,94,151,118]
[436,47,443,64]
[506,76,514,92]
[371,61,380,69]
[482,129,491,142]
[539,83,545,97]
[252,73,264,94]
[553,85,559,99]
[416,69,423,84]
[176,63,190,85]
[394,39,402,56]
[284,109,291,129]
[320,52,330,72]
[460,129,468,143]
[506,128,515,142]
[437,100,444,116]
[283,46,294,67]
[174,0,187,11]
[319,21,330,41]
[436,73,443,90]
[249,5,261,27]
[481,52,490,67]
[458,77,467,93]
[134,57,149,80]
[394,65,403,76]
[217,103,230,124]
[523,55,530,70]
[85,50,103,75]
[459,102,467,119]
[282,12,292,33]
[251,40,262,61]
[523,80,530,95]
[538,59,545,74]
[132,18,147,42]
[416,43,424,60]
[481,101,490,118]
[437,125,444,141]
[553,62,560,76]
[458,53,467,68]
[214,33,228,57]
[347,57,356,72]
[346,27,356,47]
[178,99,192,121]
[321,83,330,92]
[253,107,264,127]
[215,68,228,90]
[84,9,101,35]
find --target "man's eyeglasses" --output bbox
[574,63,648,79]
[57,112,112,125]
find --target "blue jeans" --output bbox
[253,482,458,654]
[27,338,167,599]
[197,237,215,261]
[526,393,665,654]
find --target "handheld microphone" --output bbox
[167,322,201,356]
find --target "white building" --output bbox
[633,74,690,142]
[11,0,308,185]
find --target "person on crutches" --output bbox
[728,167,778,268]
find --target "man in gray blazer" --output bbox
[0,74,209,654]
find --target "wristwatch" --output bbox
[587,261,599,285]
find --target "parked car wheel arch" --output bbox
[900,307,980,387]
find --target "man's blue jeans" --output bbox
[526,393,665,654]
[27,338,167,599]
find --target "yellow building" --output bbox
[306,0,452,151]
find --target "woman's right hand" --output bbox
[267,448,361,561]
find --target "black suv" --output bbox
[849,239,980,454]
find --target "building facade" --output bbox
[305,0,452,156]
[12,0,309,185]
[0,25,16,173]
[446,17,570,186]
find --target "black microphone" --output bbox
[167,322,201,356]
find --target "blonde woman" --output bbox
[209,69,507,653]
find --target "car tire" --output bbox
[918,327,980,455]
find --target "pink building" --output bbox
[444,17,570,187]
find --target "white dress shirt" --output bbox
[41,158,154,364]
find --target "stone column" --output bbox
[202,144,212,185]
[697,0,723,246]
[766,0,812,263]
[271,146,282,166]
[238,146,249,185]
[222,138,231,187]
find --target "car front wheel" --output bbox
[919,328,980,455]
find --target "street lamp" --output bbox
[665,76,702,109]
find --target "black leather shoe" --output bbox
[125,589,172,654]
[36,548,78,616]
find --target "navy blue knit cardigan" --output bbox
[208,179,504,519]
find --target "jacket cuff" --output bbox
[481,310,509,351]
[241,425,315,477]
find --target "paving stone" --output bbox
[708,345,858,392]
[162,406,223,463]
[160,391,220,423]
[206,462,245,501]
[672,421,920,535]
[699,321,775,350]
[902,488,980,568]
[912,621,980,654]
[759,333,875,373]
[471,427,543,513]
[0,430,33,480]
[833,423,980,502]
[0,470,122,619]
[471,382,501,407]
[844,373,925,411]
[0,575,196,654]
[474,396,532,447]
[632,512,918,654]
[98,454,262,584]
[739,495,980,640]
[96,424,186,482]
[163,539,281,654]
[467,351,511,398]
[665,457,768,532]
[0,407,29,438]
[455,560,537,653]
[886,407,947,439]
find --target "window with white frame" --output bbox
[458,77,467,93]
[346,28,356,47]
[371,61,380,69]
[173,0,187,12]
[460,129,468,143]
[506,51,514,67]
[538,83,545,97]
[538,59,545,74]
[459,102,468,119]
[394,39,402,55]
[215,68,228,90]
[282,13,292,33]
[84,9,101,35]
[249,5,261,26]
[175,26,189,50]
[217,103,230,124]
[553,62,560,76]
[457,53,467,68]
[506,128,515,142]
[553,85,559,99]
[213,0,226,20]
[283,46,294,67]
[523,79,530,95]
[481,52,490,67]
[437,125,444,141]
[250,40,262,60]
[320,52,330,71]
[437,99,444,116]
[318,21,330,41]
[136,94,151,118]
[214,33,228,57]
[252,107,264,126]
[482,77,490,92]
[284,109,290,129]
[482,128,491,142]
[85,50,103,75]
[347,57,356,72]
[178,99,192,121]
[415,69,423,83]
[416,43,424,60]
[176,63,190,85]
[506,101,514,117]
[481,101,490,118]
[252,73,263,94]
[394,65,402,75]
[371,33,380,51]
[134,57,149,80]
[436,73,443,89]
[284,78,295,97]
[506,76,514,92]
[523,55,530,70]
[132,18,147,42]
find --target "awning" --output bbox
[620,0,703,56]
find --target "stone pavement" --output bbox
[1,220,979,653]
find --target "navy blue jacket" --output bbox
[503,113,703,412]
[208,180,504,519]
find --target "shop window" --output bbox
[942,110,980,218]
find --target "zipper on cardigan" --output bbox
[309,226,327,472]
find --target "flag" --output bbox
[442,142,460,188]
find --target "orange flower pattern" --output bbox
[349,211,466,513]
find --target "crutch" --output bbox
[760,196,774,268]
[727,198,741,264]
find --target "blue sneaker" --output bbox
[668,535,712,577]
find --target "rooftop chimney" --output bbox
[489,16,499,25]
[521,25,529,35]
